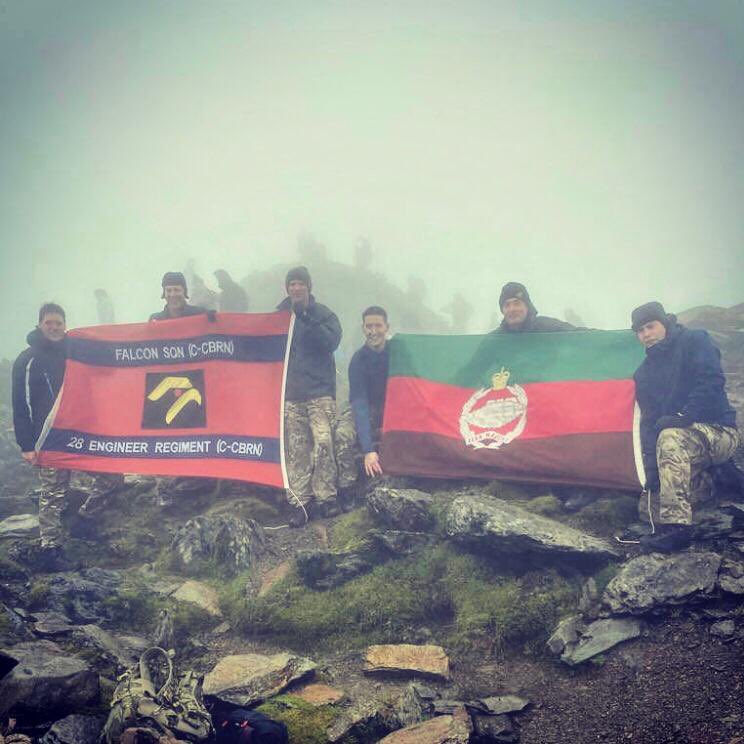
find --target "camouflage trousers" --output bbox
[284,398,358,505]
[655,423,740,526]
[38,468,124,548]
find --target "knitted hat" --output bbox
[161,271,188,299]
[631,301,670,332]
[499,281,536,313]
[285,266,312,291]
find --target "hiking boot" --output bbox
[288,506,310,528]
[312,497,341,519]
[639,524,693,554]
[615,522,653,543]
[337,485,359,512]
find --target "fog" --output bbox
[2,1,743,359]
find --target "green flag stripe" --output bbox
[388,330,644,387]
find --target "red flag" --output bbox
[37,313,292,489]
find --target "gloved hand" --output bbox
[655,413,692,434]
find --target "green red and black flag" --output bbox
[380,330,646,490]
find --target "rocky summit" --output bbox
[1,306,744,743]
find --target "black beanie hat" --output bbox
[161,271,188,299]
[286,266,312,291]
[631,301,670,332]
[499,281,536,313]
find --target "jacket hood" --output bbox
[26,328,67,350]
[645,317,683,355]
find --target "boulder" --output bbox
[296,548,376,590]
[478,695,530,715]
[394,683,435,728]
[710,619,736,638]
[548,616,642,666]
[367,487,435,531]
[40,714,106,744]
[603,552,721,614]
[378,708,472,743]
[445,494,620,565]
[171,515,264,577]
[203,652,316,705]
[292,683,346,705]
[472,713,518,743]
[0,640,99,717]
[364,644,450,680]
[0,513,39,539]
[717,559,744,595]
[72,625,146,667]
[172,579,222,617]
[369,529,439,557]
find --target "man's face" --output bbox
[502,298,529,328]
[39,313,66,342]
[163,284,186,312]
[636,320,667,349]
[363,314,389,351]
[287,280,310,307]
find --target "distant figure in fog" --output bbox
[95,289,115,324]
[443,292,473,334]
[214,269,249,312]
[190,274,218,311]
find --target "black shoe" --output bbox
[615,522,653,543]
[336,485,359,512]
[288,507,310,528]
[639,524,693,554]
[314,497,341,519]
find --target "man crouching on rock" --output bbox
[632,301,739,553]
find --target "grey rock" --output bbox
[546,615,582,656]
[693,509,734,539]
[479,695,530,715]
[603,552,722,614]
[171,515,264,577]
[710,619,736,638]
[46,568,123,624]
[203,652,316,706]
[0,513,39,538]
[445,494,620,565]
[327,699,397,743]
[369,529,439,556]
[0,640,99,717]
[472,713,518,743]
[578,577,601,620]
[296,549,376,590]
[40,714,106,744]
[552,617,642,666]
[72,625,145,667]
[395,683,434,728]
[32,612,73,637]
[717,559,744,595]
[432,700,467,715]
[367,487,435,531]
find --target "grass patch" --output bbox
[570,496,638,538]
[329,509,378,552]
[592,562,620,595]
[104,588,163,632]
[27,579,51,609]
[256,695,341,744]
[226,544,579,654]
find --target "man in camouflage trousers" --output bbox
[632,301,739,552]
[12,303,123,553]
[278,267,346,524]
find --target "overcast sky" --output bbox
[1,1,743,358]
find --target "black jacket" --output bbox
[497,311,576,333]
[149,304,207,321]
[12,329,67,452]
[634,322,737,479]
[277,296,342,402]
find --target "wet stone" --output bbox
[364,644,450,680]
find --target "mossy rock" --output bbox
[570,496,638,537]
[524,495,563,517]
[329,509,379,552]
[256,694,343,744]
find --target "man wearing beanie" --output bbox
[277,266,343,524]
[497,282,575,333]
[149,272,210,507]
[632,301,739,552]
[149,272,208,321]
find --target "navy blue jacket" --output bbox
[634,322,736,478]
[149,303,206,321]
[12,329,67,452]
[349,344,389,453]
[277,296,342,402]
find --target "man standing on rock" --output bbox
[149,272,211,507]
[497,282,576,333]
[348,306,391,478]
[214,269,249,312]
[277,266,344,524]
[12,303,123,555]
[632,301,739,552]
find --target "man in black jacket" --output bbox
[497,282,576,333]
[632,301,739,552]
[12,303,121,550]
[277,267,343,523]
